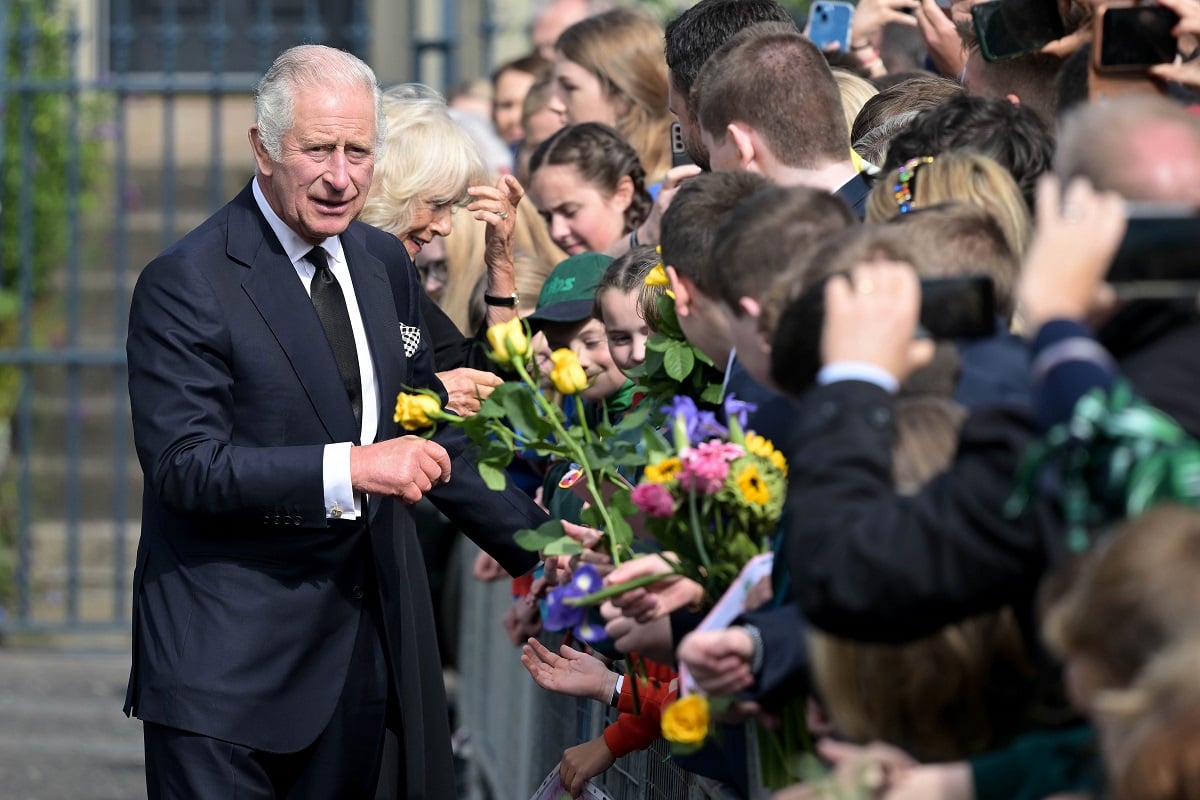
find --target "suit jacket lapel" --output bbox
[230,184,361,444]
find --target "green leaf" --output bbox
[542,536,585,556]
[500,388,551,440]
[700,382,725,405]
[477,461,508,491]
[663,343,696,381]
[513,519,568,552]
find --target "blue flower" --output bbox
[541,583,585,632]
[723,394,757,430]
[696,410,728,441]
[569,563,603,595]
[574,614,607,643]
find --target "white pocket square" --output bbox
[398,323,421,358]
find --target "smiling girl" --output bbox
[528,123,652,257]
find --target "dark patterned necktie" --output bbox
[306,246,362,429]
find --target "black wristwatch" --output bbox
[483,291,519,308]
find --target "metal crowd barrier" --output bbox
[455,544,719,800]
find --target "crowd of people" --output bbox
[121,0,1200,797]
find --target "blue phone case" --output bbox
[807,1,855,52]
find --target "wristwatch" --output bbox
[483,290,519,308]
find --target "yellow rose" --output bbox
[393,392,441,431]
[661,694,710,746]
[549,348,589,395]
[485,317,530,364]
[644,264,670,287]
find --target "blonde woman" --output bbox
[554,8,673,185]
[865,150,1032,260]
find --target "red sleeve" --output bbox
[602,711,661,757]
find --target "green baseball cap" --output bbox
[526,252,614,326]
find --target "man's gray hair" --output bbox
[255,44,385,162]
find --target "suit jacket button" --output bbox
[352,585,365,600]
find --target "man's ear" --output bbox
[727,122,757,171]
[737,296,762,320]
[737,296,772,357]
[666,265,693,317]
[249,126,274,177]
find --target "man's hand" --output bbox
[821,260,933,383]
[677,627,756,695]
[350,436,451,503]
[633,164,702,246]
[559,737,617,799]
[1017,175,1127,331]
[601,611,675,661]
[436,367,502,416]
[602,553,704,623]
[520,637,616,703]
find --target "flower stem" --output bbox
[687,487,712,574]
[512,357,624,566]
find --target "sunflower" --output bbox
[645,456,683,484]
[745,432,788,475]
[736,463,771,506]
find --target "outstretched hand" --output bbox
[520,637,617,704]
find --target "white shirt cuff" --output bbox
[817,361,899,394]
[323,442,360,520]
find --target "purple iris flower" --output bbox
[696,410,728,441]
[723,394,757,430]
[662,396,700,439]
[541,583,585,632]
[569,563,603,595]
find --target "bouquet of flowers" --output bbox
[392,317,647,569]
[627,394,788,602]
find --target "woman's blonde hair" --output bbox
[865,150,1031,259]
[556,8,672,184]
[832,68,878,144]
[360,84,488,239]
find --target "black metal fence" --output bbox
[0,0,482,635]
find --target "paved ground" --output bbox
[0,647,145,800]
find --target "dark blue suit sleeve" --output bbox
[127,249,325,523]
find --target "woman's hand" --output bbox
[468,174,524,326]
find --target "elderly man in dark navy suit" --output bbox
[125,44,544,799]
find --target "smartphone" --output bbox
[973,0,1066,62]
[670,119,693,168]
[1106,204,1200,298]
[769,274,998,397]
[917,276,997,339]
[1094,4,1179,72]
[807,1,855,52]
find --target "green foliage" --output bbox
[3,1,106,329]
[626,293,725,413]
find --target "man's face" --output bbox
[252,84,376,245]
[668,73,709,171]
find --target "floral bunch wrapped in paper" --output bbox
[628,394,788,602]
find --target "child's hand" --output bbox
[559,737,617,799]
[520,637,617,704]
